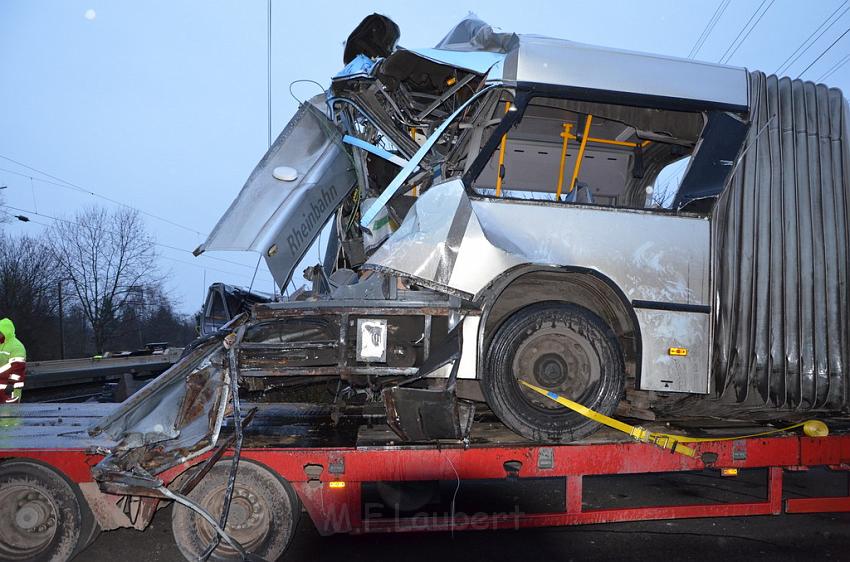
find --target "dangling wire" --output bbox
[29,176,38,213]
[200,325,248,561]
[247,253,262,294]
[288,79,326,105]
[445,454,461,538]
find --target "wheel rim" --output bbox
[0,485,59,560]
[196,484,271,556]
[511,325,601,410]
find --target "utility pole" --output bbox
[58,281,65,359]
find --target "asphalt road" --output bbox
[83,469,850,562]
[83,509,850,562]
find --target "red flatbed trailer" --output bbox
[1,403,849,561]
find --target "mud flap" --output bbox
[382,323,475,441]
[383,385,475,441]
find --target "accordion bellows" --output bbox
[712,71,850,411]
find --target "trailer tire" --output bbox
[0,459,91,562]
[77,517,100,553]
[483,302,625,443]
[172,460,301,562]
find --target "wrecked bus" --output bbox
[92,14,850,478]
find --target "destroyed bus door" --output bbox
[193,95,356,290]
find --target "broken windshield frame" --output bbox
[329,96,419,161]
[358,84,499,229]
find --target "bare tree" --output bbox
[48,207,159,353]
[109,283,197,349]
[646,178,678,209]
[646,157,692,209]
[0,233,61,359]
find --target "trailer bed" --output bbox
[11,402,842,451]
[1,403,849,560]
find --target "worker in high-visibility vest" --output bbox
[0,318,27,404]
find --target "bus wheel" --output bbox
[483,302,625,443]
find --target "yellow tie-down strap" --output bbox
[519,381,829,459]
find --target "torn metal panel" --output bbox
[366,178,711,305]
[433,16,519,54]
[365,180,492,285]
[403,48,505,76]
[195,96,356,288]
[89,336,230,475]
[711,72,850,411]
[334,54,377,81]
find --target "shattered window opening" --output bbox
[201,288,231,334]
[647,156,693,209]
[468,95,705,210]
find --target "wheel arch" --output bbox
[0,456,82,488]
[474,264,642,385]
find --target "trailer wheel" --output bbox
[483,303,625,443]
[77,516,100,553]
[0,460,91,562]
[172,460,301,562]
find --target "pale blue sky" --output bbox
[2,1,848,312]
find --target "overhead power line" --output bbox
[2,206,272,287]
[0,154,209,237]
[775,1,850,75]
[718,0,775,65]
[2,208,267,291]
[0,166,89,190]
[160,254,273,284]
[817,52,850,81]
[0,203,275,282]
[688,0,731,59]
[0,207,43,226]
[797,26,850,78]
